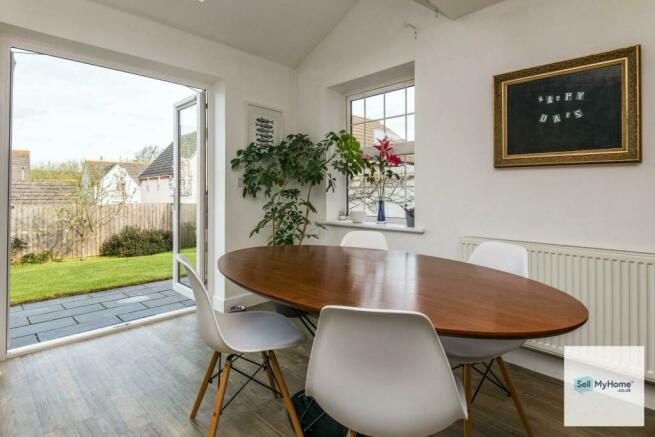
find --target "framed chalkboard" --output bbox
[494,46,640,167]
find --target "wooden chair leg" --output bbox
[496,357,533,437]
[208,357,232,437]
[463,364,473,437]
[262,352,280,397]
[191,351,220,419]
[268,350,304,437]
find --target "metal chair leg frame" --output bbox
[471,359,511,401]
[293,308,316,336]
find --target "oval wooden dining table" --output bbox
[218,245,589,437]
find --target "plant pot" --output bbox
[376,200,386,224]
[405,213,415,228]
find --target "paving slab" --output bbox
[8,281,190,347]
[118,302,187,322]
[142,294,191,309]
[28,303,106,324]
[102,292,166,308]
[73,302,149,324]
[10,304,66,318]
[10,335,39,348]
[62,291,129,309]
[38,316,122,342]
[9,316,29,329]
[123,286,163,297]
[10,317,77,339]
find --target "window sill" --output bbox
[320,220,425,234]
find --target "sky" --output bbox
[11,50,197,166]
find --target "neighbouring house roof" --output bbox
[139,144,173,179]
[138,132,197,180]
[11,180,77,205]
[351,115,402,146]
[85,160,148,183]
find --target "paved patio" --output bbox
[9,280,195,349]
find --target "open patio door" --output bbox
[172,92,207,296]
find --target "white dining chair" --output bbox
[340,230,388,250]
[439,241,532,436]
[177,255,305,437]
[305,306,467,437]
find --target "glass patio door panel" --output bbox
[173,93,206,293]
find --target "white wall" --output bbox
[101,165,141,204]
[298,0,655,258]
[297,0,655,402]
[0,0,297,309]
[140,177,173,204]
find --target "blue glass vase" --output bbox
[376,200,386,224]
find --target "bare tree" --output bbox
[54,163,129,261]
[134,145,160,162]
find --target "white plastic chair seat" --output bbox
[214,310,305,354]
[441,336,526,365]
[442,241,529,365]
[306,306,467,437]
[340,230,388,250]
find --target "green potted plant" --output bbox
[232,131,368,317]
[231,130,368,245]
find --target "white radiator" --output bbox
[460,236,655,382]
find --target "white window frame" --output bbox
[346,80,415,219]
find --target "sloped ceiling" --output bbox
[89,0,359,67]
[415,0,504,19]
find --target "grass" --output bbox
[10,248,197,305]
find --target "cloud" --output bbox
[11,51,196,165]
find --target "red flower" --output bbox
[387,154,402,166]
[373,136,394,159]
[361,151,371,160]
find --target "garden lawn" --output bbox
[10,248,197,305]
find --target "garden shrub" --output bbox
[10,237,27,263]
[20,250,54,264]
[100,226,172,257]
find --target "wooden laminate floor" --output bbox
[0,307,653,436]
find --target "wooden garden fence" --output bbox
[10,203,196,259]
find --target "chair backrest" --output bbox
[176,254,233,353]
[340,231,388,250]
[469,241,528,277]
[305,306,467,437]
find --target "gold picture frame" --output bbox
[494,45,641,167]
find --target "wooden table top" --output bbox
[218,245,588,339]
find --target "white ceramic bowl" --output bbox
[350,210,366,223]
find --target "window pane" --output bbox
[407,86,415,113]
[407,114,415,141]
[351,123,366,148]
[385,88,405,118]
[351,98,364,120]
[365,94,384,121]
[348,84,415,219]
[385,116,406,142]
[366,120,386,147]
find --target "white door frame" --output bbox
[0,30,216,359]
[0,38,12,361]
[172,93,207,297]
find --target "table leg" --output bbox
[496,357,533,437]
[463,364,473,437]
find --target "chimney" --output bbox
[11,149,30,181]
